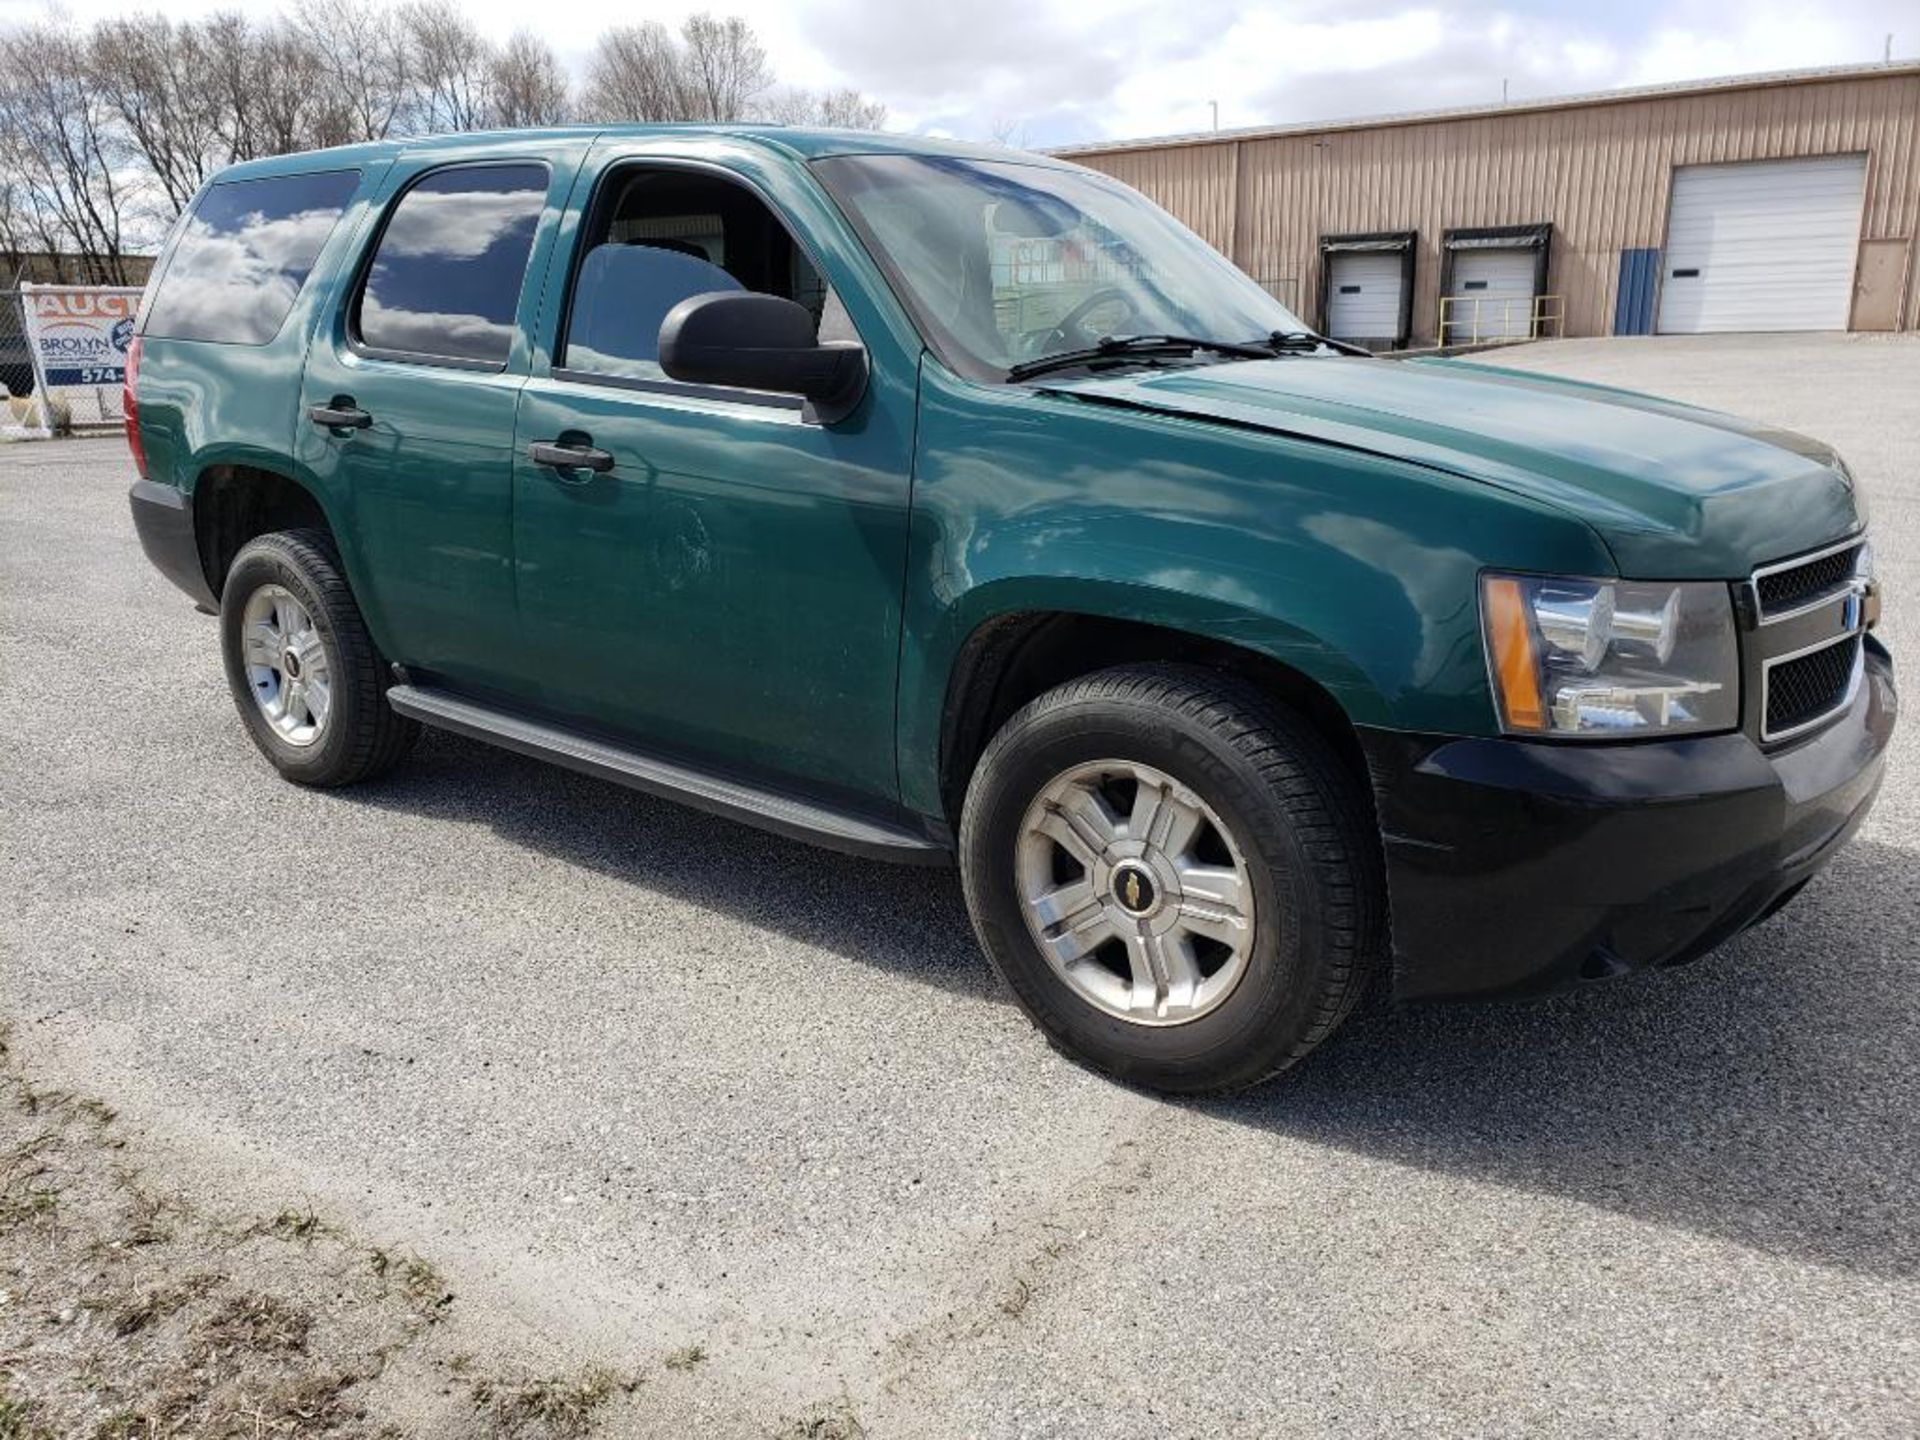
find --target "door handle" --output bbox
[308,400,372,430]
[528,439,615,474]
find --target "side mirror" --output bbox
[658,291,867,424]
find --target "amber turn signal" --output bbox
[1482,575,1547,731]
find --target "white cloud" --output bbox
[5,0,1911,148]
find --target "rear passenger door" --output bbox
[297,140,590,696]
[510,146,921,806]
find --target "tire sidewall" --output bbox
[963,691,1347,1090]
[220,540,358,785]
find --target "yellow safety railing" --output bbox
[1438,293,1564,347]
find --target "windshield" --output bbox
[812,153,1309,381]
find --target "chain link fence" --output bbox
[1,287,130,436]
[0,290,39,433]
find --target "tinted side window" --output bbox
[356,164,546,366]
[142,170,359,345]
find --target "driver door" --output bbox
[510,149,918,806]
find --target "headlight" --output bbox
[1481,572,1740,738]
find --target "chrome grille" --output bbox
[1749,534,1870,743]
[1763,634,1862,740]
[1753,540,1863,619]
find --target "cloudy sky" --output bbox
[5,0,1913,146]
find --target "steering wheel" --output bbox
[1042,287,1140,351]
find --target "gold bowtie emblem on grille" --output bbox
[1123,872,1143,908]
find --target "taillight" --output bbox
[123,335,147,479]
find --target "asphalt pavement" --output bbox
[2,333,1915,1436]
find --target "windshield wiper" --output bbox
[1006,333,1274,382]
[1257,329,1373,357]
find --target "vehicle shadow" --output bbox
[347,731,1917,1279]
[343,728,992,997]
[1214,834,1920,1280]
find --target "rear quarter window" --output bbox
[352,164,548,368]
[141,170,360,345]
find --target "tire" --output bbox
[959,662,1385,1094]
[219,528,417,787]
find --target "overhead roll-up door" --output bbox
[1440,225,1552,342]
[1657,156,1868,334]
[1327,253,1404,341]
[1320,232,1415,348]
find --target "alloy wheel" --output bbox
[1015,759,1256,1025]
[239,583,332,747]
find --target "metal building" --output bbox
[1056,61,1920,349]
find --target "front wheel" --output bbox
[959,663,1385,1093]
[220,529,416,787]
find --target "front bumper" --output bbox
[128,480,217,610]
[1360,635,1896,1000]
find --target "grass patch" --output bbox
[0,1384,54,1440]
[471,1365,633,1438]
[0,1184,57,1230]
[115,1185,181,1247]
[198,1292,313,1357]
[76,1098,116,1125]
[255,1206,333,1243]
[370,1247,454,1318]
[774,1395,866,1440]
[663,1342,707,1371]
[113,1274,217,1337]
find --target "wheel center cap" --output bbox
[282,648,302,679]
[1111,861,1160,917]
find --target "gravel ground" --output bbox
[2,333,1916,1436]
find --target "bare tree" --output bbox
[0,4,868,280]
[581,21,687,122]
[811,87,888,130]
[492,31,570,128]
[583,14,779,124]
[88,16,226,218]
[0,141,34,283]
[263,21,351,154]
[0,23,134,282]
[990,116,1033,150]
[291,0,413,141]
[402,1,496,132]
[757,85,888,130]
[679,14,771,122]
[202,12,264,159]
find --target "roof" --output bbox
[216,124,1064,184]
[1051,58,1920,158]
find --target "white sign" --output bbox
[17,283,145,433]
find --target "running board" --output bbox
[386,684,948,865]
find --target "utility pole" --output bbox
[1210,99,1219,132]
[1501,77,1509,103]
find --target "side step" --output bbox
[386,684,948,865]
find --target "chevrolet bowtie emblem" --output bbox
[1124,872,1143,909]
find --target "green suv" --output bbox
[126,128,1894,1092]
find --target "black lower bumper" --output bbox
[1361,637,1896,1000]
[128,480,217,610]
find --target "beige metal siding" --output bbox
[1071,67,1920,342]
[1085,145,1238,257]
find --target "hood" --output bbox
[1040,355,1861,578]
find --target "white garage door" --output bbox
[1326,252,1405,341]
[1443,248,1537,341]
[1657,155,1867,334]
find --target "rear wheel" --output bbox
[220,529,416,787]
[959,663,1384,1093]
